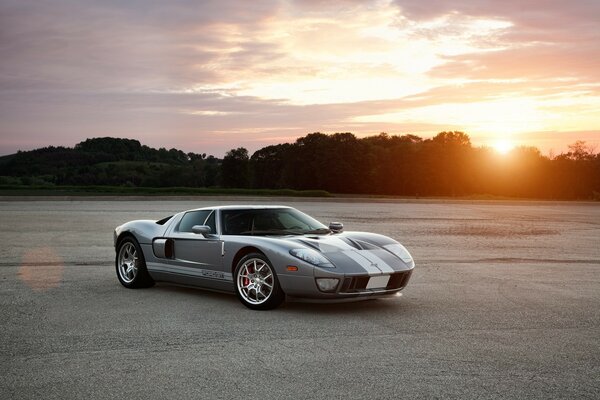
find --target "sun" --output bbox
[493,140,514,155]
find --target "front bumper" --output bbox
[278,269,413,300]
[338,269,412,295]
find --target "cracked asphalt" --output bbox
[1,198,599,399]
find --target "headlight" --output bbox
[384,243,413,263]
[290,248,334,268]
[316,278,339,292]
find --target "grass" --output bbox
[0,184,332,197]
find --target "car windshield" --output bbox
[221,208,329,236]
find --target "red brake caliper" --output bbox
[243,265,253,286]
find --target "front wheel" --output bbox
[234,253,284,310]
[115,237,154,288]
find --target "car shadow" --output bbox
[280,296,408,314]
[152,283,239,304]
[151,282,412,315]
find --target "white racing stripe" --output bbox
[359,252,395,274]
[343,250,381,275]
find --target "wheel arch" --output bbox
[115,231,138,252]
[231,246,265,274]
[114,230,155,288]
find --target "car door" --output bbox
[167,209,225,281]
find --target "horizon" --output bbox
[1,0,599,157]
[0,131,593,160]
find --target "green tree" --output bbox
[222,148,250,188]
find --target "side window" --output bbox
[205,211,216,234]
[177,210,211,233]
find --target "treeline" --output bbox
[0,137,220,187]
[1,133,599,200]
[225,132,600,200]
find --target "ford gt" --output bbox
[114,205,415,310]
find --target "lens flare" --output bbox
[19,247,64,292]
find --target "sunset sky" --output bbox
[1,0,599,156]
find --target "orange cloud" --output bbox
[0,0,598,156]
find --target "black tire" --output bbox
[115,236,154,288]
[234,253,284,310]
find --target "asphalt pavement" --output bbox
[1,198,599,399]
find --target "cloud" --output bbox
[432,44,600,81]
[0,0,284,92]
[0,0,598,156]
[394,0,600,29]
[394,0,600,82]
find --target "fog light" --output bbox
[316,278,339,292]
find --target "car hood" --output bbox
[286,234,413,274]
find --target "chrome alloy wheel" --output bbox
[118,242,138,284]
[237,258,274,305]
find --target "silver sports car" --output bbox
[114,205,415,310]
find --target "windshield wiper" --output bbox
[303,228,331,235]
[240,229,303,236]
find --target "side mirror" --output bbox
[192,225,212,237]
[329,222,343,233]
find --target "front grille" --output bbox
[339,270,412,293]
[340,276,369,292]
[386,270,412,289]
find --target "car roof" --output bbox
[185,205,293,213]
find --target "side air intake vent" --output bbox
[153,238,175,259]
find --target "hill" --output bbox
[0,137,221,187]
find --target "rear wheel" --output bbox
[115,237,154,288]
[234,253,284,310]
